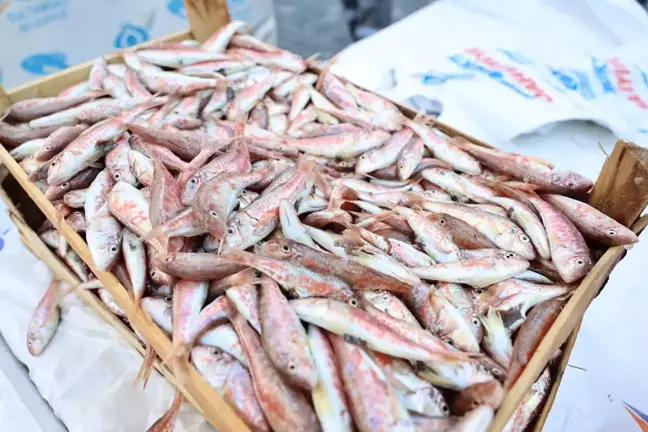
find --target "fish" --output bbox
[258,238,413,295]
[455,138,592,194]
[291,298,446,362]
[122,229,147,311]
[362,291,420,327]
[307,326,353,432]
[543,194,638,246]
[369,351,450,417]
[285,129,391,159]
[525,193,592,282]
[154,252,244,281]
[9,138,46,161]
[327,333,414,432]
[412,250,529,288]
[63,188,87,208]
[170,280,208,377]
[437,282,483,343]
[9,93,100,122]
[502,368,552,432]
[197,324,248,367]
[506,298,563,388]
[480,308,513,369]
[425,212,497,250]
[229,308,320,432]
[356,128,414,174]
[258,276,317,390]
[418,201,536,260]
[471,279,572,326]
[86,207,123,271]
[221,246,358,303]
[226,284,261,334]
[27,280,61,356]
[191,346,270,432]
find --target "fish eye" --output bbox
[398,164,404,169]
[209,210,218,218]
[471,317,480,326]
[110,245,118,252]
[75,211,81,216]
[359,155,366,159]
[164,296,172,302]
[288,363,296,371]
[606,229,617,236]
[61,182,69,188]
[576,259,585,266]
[439,218,446,225]
[441,404,449,413]
[242,190,247,194]
[475,288,484,295]
[51,161,56,166]
[568,181,575,187]
[114,172,121,180]
[165,256,173,262]
[349,298,359,307]
[45,146,51,150]
[151,270,156,277]
[227,227,234,235]
[281,245,290,253]
[443,337,453,346]
[190,178,197,184]
[519,234,530,243]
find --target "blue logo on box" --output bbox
[21,52,69,75]
[166,0,186,19]
[114,22,150,48]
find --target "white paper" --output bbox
[333,0,648,146]
[0,202,215,432]
[0,0,277,88]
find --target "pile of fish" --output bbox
[4,20,639,432]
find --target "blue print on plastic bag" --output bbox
[21,52,68,76]
[0,229,9,253]
[497,49,533,65]
[114,23,149,49]
[166,0,186,19]
[418,72,474,85]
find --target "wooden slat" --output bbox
[490,214,648,431]
[0,145,251,432]
[184,0,232,43]
[0,198,185,393]
[588,140,648,227]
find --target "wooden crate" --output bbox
[1,3,648,430]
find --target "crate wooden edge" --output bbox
[531,213,648,431]
[1,28,647,432]
[0,185,193,403]
[0,144,251,432]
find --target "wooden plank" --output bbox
[184,0,232,43]
[588,140,648,226]
[0,144,251,432]
[490,214,648,431]
[0,31,191,105]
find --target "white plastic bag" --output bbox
[333,0,648,145]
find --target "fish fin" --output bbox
[139,225,169,253]
[315,54,340,91]
[134,344,157,389]
[312,167,333,199]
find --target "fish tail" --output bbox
[140,225,169,251]
[134,344,157,389]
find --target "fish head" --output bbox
[257,238,295,260]
[141,296,173,333]
[46,152,77,185]
[510,228,536,260]
[196,206,227,239]
[27,331,48,356]
[467,310,484,343]
[224,218,247,249]
[181,173,202,204]
[551,170,593,194]
[427,358,494,391]
[552,245,592,283]
[599,223,638,246]
[86,214,122,271]
[237,189,258,208]
[190,346,237,388]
